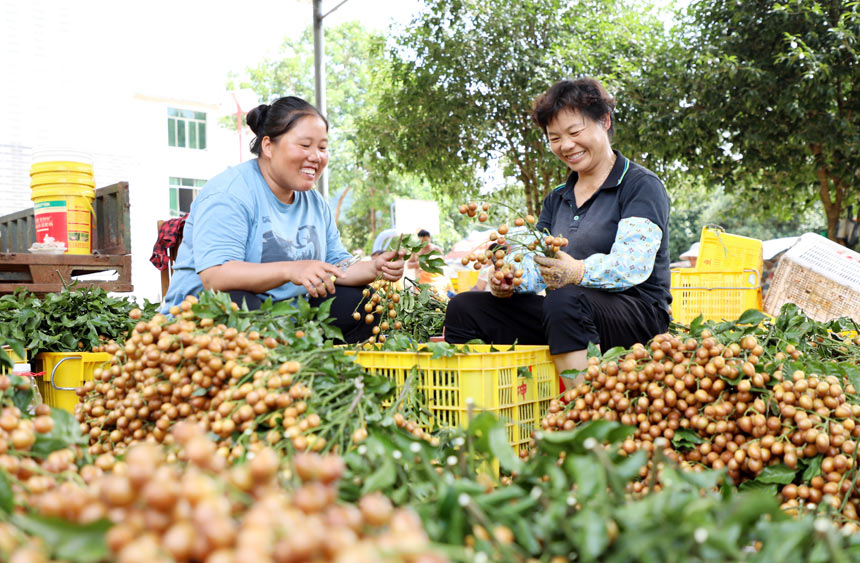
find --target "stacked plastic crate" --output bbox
[670,227,764,324]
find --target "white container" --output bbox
[30,148,94,166]
[764,233,860,322]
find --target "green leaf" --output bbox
[600,346,628,362]
[587,341,601,358]
[738,479,778,496]
[559,368,586,382]
[540,420,631,454]
[489,423,523,474]
[11,513,110,563]
[33,408,86,457]
[0,469,14,513]
[736,309,768,325]
[802,455,823,481]
[613,449,648,482]
[426,342,457,359]
[361,455,397,494]
[689,314,704,336]
[568,454,606,499]
[671,428,704,449]
[9,376,35,413]
[468,412,499,453]
[270,299,299,316]
[573,508,609,560]
[756,463,797,485]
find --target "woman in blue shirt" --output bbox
[444,78,671,386]
[163,96,405,342]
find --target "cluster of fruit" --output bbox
[351,284,403,344]
[0,401,84,512]
[456,201,571,290]
[9,422,447,562]
[76,296,328,460]
[540,330,860,525]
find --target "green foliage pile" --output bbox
[342,416,860,562]
[0,285,157,357]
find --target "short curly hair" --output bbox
[531,78,617,139]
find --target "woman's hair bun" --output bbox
[245,104,270,134]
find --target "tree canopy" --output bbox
[227,0,860,254]
[357,0,667,215]
[227,22,473,252]
[628,0,860,241]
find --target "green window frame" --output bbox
[167,108,207,149]
[168,177,206,216]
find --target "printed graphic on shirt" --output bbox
[261,225,321,262]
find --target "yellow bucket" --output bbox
[30,171,95,189]
[34,352,111,413]
[31,184,96,255]
[30,160,95,178]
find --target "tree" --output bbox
[357,0,667,216]
[627,0,860,241]
[226,19,532,255]
[668,182,825,261]
[227,22,442,252]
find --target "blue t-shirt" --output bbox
[162,159,351,311]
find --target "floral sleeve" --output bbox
[581,217,662,291]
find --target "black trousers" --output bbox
[443,286,669,355]
[228,286,374,344]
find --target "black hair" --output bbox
[246,96,329,156]
[531,77,616,140]
[417,229,431,238]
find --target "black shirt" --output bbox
[536,151,672,312]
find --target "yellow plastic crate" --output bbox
[697,227,763,274]
[34,352,111,413]
[0,347,28,375]
[457,270,480,293]
[671,269,762,325]
[349,345,558,449]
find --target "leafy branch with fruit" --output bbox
[456,200,570,290]
[1,282,860,561]
[351,233,448,344]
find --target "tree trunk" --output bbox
[369,185,376,240]
[816,166,842,241]
[334,185,352,225]
[810,144,843,242]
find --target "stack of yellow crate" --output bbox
[670,227,763,324]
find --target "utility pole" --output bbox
[312,0,350,201]
[313,0,327,199]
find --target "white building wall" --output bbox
[124,94,246,303]
[0,2,254,304]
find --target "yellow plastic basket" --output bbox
[697,227,763,274]
[0,347,28,375]
[456,270,480,293]
[34,352,111,413]
[348,344,558,450]
[671,269,762,325]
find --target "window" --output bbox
[169,177,206,216]
[167,108,207,149]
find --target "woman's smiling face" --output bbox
[263,114,329,198]
[546,108,612,174]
